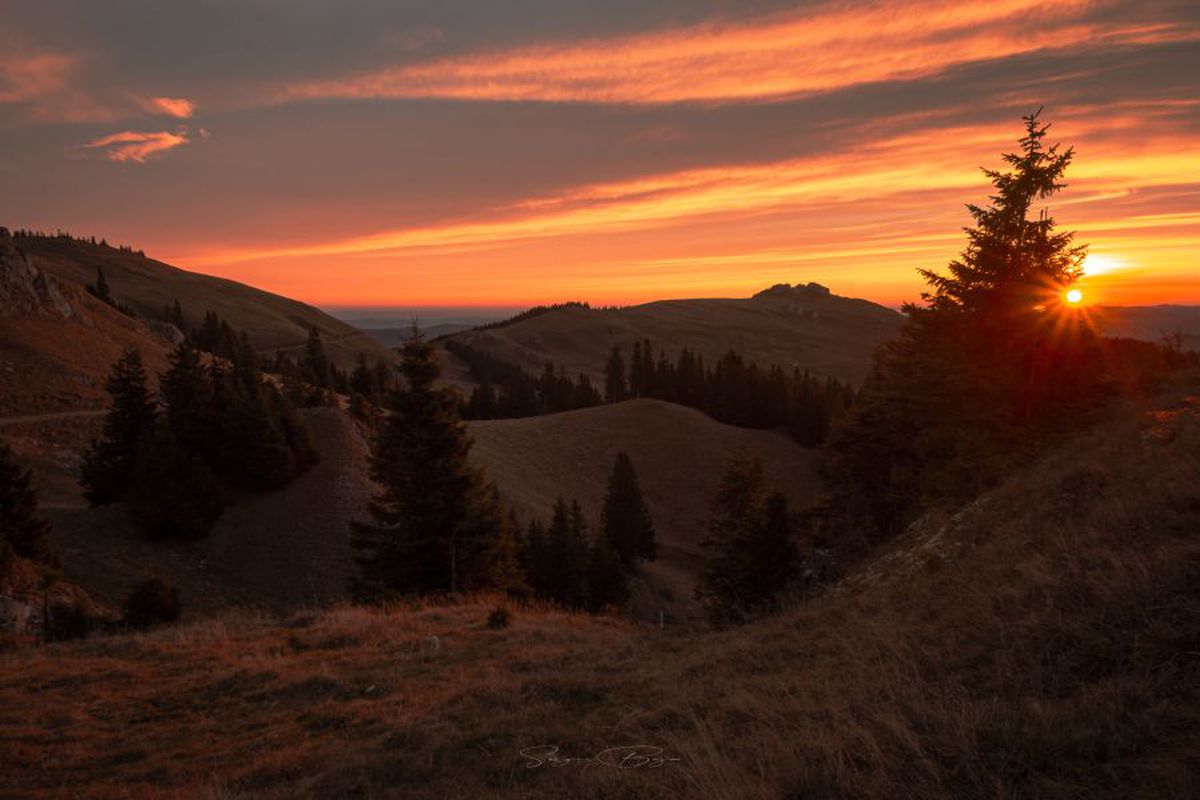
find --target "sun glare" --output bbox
[1065,288,1083,304]
[1080,253,1123,277]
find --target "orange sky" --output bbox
[3,0,1198,308]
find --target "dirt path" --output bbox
[0,409,105,426]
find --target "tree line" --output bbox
[603,340,855,446]
[445,339,602,418]
[450,334,854,446]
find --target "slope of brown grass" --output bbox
[469,399,820,619]
[0,279,171,417]
[3,380,1195,799]
[445,286,903,386]
[20,237,395,369]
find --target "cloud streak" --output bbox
[83,128,192,162]
[140,96,195,118]
[281,0,1195,105]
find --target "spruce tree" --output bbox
[0,442,58,568]
[586,533,628,612]
[601,450,656,568]
[302,326,331,389]
[352,327,510,599]
[604,346,628,403]
[127,425,225,540]
[824,111,1095,546]
[80,348,158,505]
[696,455,765,623]
[94,266,113,305]
[543,498,589,608]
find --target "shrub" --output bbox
[124,577,181,628]
[486,606,511,629]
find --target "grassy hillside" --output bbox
[2,377,1195,799]
[445,283,904,386]
[469,399,820,618]
[18,237,396,369]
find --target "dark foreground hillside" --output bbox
[2,377,1196,799]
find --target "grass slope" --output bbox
[2,379,1196,799]
[19,237,396,368]
[445,285,904,386]
[469,399,820,618]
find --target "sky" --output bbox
[1,0,1197,309]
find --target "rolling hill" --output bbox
[3,375,1195,799]
[443,283,904,387]
[15,234,397,369]
[469,399,820,618]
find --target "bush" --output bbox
[486,606,511,629]
[124,577,181,628]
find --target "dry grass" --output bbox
[1,383,1197,799]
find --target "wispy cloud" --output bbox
[281,0,1194,105]
[83,128,192,162]
[140,96,195,118]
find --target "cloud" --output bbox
[140,96,195,118]
[280,0,1196,105]
[83,128,192,162]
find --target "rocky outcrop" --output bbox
[0,227,75,318]
[0,555,120,645]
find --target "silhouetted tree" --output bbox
[696,455,785,623]
[601,450,656,568]
[127,425,224,540]
[586,533,628,612]
[604,346,628,402]
[541,498,590,608]
[93,266,113,305]
[352,327,514,599]
[81,348,157,505]
[0,442,58,568]
[302,326,332,389]
[823,111,1098,548]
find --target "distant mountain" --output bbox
[1095,305,1200,352]
[443,282,905,386]
[14,234,397,370]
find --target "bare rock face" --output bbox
[0,227,74,318]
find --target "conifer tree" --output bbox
[823,111,1095,546]
[696,455,765,623]
[543,498,589,608]
[601,450,656,567]
[93,266,113,305]
[604,346,628,403]
[586,533,628,612]
[302,326,331,389]
[160,342,213,457]
[81,348,158,505]
[127,425,225,540]
[0,442,58,568]
[352,327,511,599]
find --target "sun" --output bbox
[1065,288,1083,305]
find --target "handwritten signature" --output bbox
[519,745,682,770]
